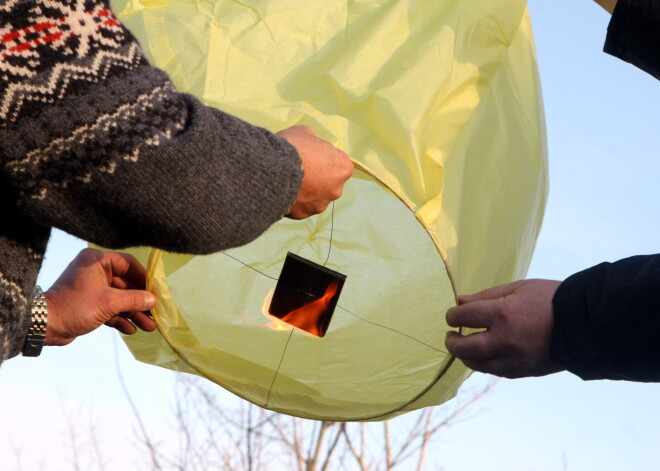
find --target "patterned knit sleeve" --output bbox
[0,0,303,254]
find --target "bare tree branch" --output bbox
[112,336,161,470]
[320,422,344,471]
[415,408,434,471]
[105,371,499,471]
[383,421,392,470]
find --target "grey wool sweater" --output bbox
[0,1,304,362]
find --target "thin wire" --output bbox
[222,201,335,274]
[264,328,295,406]
[335,305,448,354]
[263,205,335,403]
[189,201,450,421]
[222,202,343,408]
[181,202,449,419]
[220,251,278,280]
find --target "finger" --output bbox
[105,289,156,316]
[459,357,502,376]
[105,317,137,335]
[459,355,523,378]
[111,274,144,291]
[129,311,157,332]
[458,280,527,304]
[104,252,148,290]
[110,276,131,290]
[446,300,501,329]
[445,330,495,362]
[446,332,524,377]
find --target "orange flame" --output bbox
[259,289,291,332]
[260,281,339,337]
[275,281,339,337]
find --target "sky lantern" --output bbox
[114,0,547,421]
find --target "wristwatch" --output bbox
[22,285,48,357]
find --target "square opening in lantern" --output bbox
[268,252,346,337]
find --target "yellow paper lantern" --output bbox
[113,0,547,421]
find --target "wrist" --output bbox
[43,290,74,347]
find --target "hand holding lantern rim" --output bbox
[445,279,564,379]
[277,125,354,220]
[44,248,157,348]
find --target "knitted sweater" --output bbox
[0,0,304,362]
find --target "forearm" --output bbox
[7,77,302,253]
[1,2,303,255]
[551,254,660,381]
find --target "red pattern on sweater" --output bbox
[0,9,119,60]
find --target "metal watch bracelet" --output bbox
[22,285,48,357]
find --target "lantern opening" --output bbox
[268,252,346,337]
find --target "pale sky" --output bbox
[2,1,660,470]
[438,1,660,470]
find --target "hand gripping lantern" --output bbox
[114,0,548,421]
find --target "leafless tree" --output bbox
[27,367,496,471]
[129,374,499,471]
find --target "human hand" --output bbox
[44,248,157,347]
[594,0,617,14]
[445,279,564,378]
[277,125,354,219]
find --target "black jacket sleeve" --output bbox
[550,1,660,381]
[604,0,660,80]
[550,255,660,381]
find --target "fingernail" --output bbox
[145,293,157,309]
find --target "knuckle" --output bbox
[498,305,517,326]
[342,154,354,167]
[77,247,99,261]
[79,247,95,256]
[330,188,343,200]
[343,164,354,179]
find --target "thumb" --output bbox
[106,289,157,317]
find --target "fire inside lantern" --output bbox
[268,252,346,337]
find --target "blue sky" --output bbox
[438,1,660,470]
[2,1,660,470]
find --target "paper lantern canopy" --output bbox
[114,0,548,421]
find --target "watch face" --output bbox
[268,252,346,337]
[22,336,46,357]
